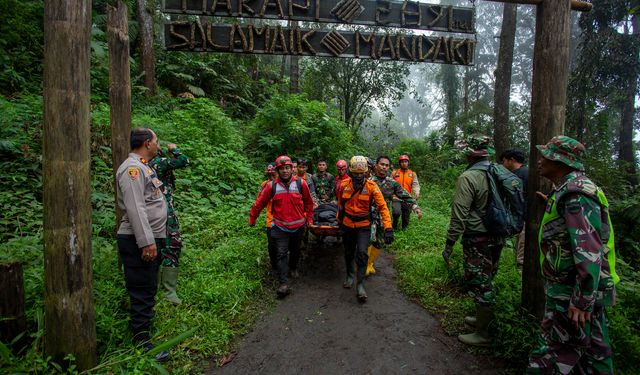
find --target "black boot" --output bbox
[356,266,367,302]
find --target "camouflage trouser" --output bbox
[160,202,182,267]
[461,235,505,306]
[370,213,385,249]
[527,305,613,374]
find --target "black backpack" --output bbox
[468,162,525,236]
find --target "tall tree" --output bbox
[43,0,96,369]
[618,4,639,185]
[493,3,518,157]
[135,0,156,96]
[301,58,409,135]
[440,65,460,145]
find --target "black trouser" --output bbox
[266,227,277,270]
[118,235,162,344]
[270,226,305,284]
[392,200,411,229]
[341,226,371,269]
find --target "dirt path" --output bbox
[211,239,502,374]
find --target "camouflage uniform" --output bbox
[446,135,505,307]
[370,175,417,248]
[527,136,618,375]
[314,171,336,204]
[149,147,190,267]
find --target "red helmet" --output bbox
[336,160,348,170]
[398,155,410,162]
[266,163,276,173]
[274,155,293,169]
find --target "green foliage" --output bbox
[248,93,359,167]
[0,0,44,95]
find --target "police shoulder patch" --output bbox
[128,167,139,180]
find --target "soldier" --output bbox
[527,136,618,374]
[314,158,336,204]
[336,156,394,302]
[149,143,190,305]
[297,158,318,206]
[392,155,421,229]
[367,155,423,276]
[249,156,314,298]
[116,127,169,361]
[500,148,529,270]
[442,134,506,347]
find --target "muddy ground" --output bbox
[209,238,503,374]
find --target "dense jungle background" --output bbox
[1,0,640,373]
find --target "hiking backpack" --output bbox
[468,162,525,236]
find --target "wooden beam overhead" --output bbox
[484,0,592,12]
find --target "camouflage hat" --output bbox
[536,135,585,171]
[457,134,495,158]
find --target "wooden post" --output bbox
[0,263,27,351]
[43,0,97,369]
[108,1,132,231]
[522,0,573,319]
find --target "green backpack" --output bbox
[469,162,525,236]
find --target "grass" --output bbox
[389,185,640,374]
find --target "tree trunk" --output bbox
[522,0,572,319]
[289,21,300,93]
[0,263,27,352]
[109,1,132,232]
[43,0,96,369]
[442,65,458,145]
[136,0,156,96]
[618,10,639,186]
[493,3,518,158]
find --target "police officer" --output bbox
[116,127,169,361]
[527,136,618,374]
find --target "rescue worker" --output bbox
[335,159,349,200]
[392,155,421,229]
[297,158,318,206]
[257,164,277,271]
[367,156,423,276]
[336,156,393,302]
[527,136,618,374]
[149,143,190,305]
[314,158,335,204]
[115,127,169,361]
[499,149,529,270]
[442,134,506,347]
[249,156,314,298]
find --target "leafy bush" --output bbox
[248,93,359,169]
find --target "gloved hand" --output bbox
[384,229,395,244]
[248,217,256,227]
[442,240,455,266]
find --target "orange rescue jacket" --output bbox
[258,180,273,228]
[336,179,392,229]
[392,169,416,194]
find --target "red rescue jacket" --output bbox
[249,176,314,229]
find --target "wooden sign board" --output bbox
[163,0,475,34]
[165,21,475,64]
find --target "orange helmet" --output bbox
[336,160,348,170]
[398,155,410,162]
[274,155,293,169]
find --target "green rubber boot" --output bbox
[160,266,182,305]
[343,260,355,289]
[458,305,493,347]
[464,315,477,327]
[356,266,367,303]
